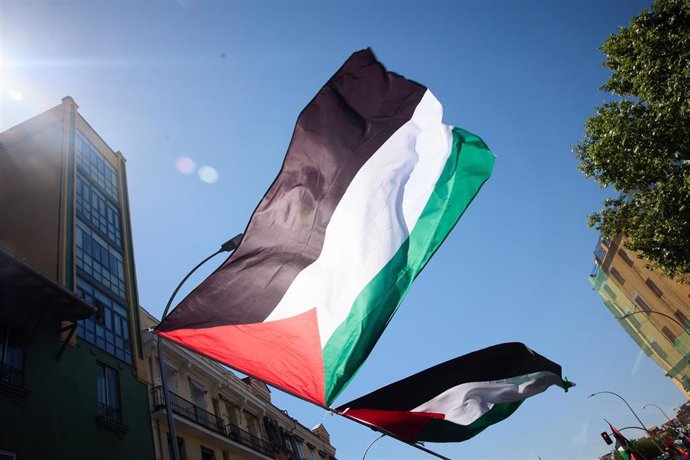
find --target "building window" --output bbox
[76,278,132,363]
[618,249,634,266]
[76,175,122,248]
[0,322,24,388]
[264,417,282,448]
[76,221,126,301]
[308,445,318,460]
[164,362,178,393]
[96,362,121,424]
[649,340,668,361]
[645,278,663,298]
[293,439,307,460]
[633,293,652,313]
[76,132,119,203]
[224,401,238,425]
[167,435,187,460]
[190,379,207,408]
[281,432,294,455]
[190,379,213,428]
[675,311,690,329]
[602,284,617,300]
[244,410,259,438]
[201,446,216,460]
[609,266,625,285]
[662,326,676,344]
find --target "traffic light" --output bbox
[601,431,613,445]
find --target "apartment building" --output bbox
[0,97,155,459]
[590,235,690,398]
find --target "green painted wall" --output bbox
[0,316,154,460]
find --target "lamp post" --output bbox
[156,233,243,460]
[589,391,665,455]
[643,404,676,427]
[617,426,650,434]
[361,434,385,460]
[617,310,690,337]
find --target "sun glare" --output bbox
[175,156,196,174]
[198,166,219,184]
[8,90,24,101]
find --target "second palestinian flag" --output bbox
[609,423,641,460]
[156,49,495,407]
[337,343,574,443]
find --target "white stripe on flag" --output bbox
[412,371,564,426]
[264,90,453,347]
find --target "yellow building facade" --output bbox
[590,236,690,398]
[140,307,337,460]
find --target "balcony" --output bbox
[151,386,274,458]
[97,402,123,424]
[0,363,23,387]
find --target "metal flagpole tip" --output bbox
[220,233,243,252]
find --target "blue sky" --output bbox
[2,1,686,458]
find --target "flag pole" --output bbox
[156,234,243,460]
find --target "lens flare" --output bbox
[8,90,24,101]
[175,156,196,174]
[198,166,219,183]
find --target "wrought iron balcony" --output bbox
[0,363,23,387]
[151,386,274,457]
[226,422,274,457]
[97,402,122,424]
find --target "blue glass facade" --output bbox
[75,132,132,364]
[76,175,122,248]
[75,222,126,300]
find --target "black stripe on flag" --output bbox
[158,49,426,332]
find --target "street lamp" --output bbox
[617,310,690,337]
[643,403,680,431]
[156,233,243,460]
[589,391,665,455]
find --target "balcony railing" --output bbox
[97,402,123,424]
[226,422,274,456]
[151,386,274,457]
[0,363,23,387]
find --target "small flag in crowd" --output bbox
[336,343,574,443]
[156,49,495,407]
[608,422,641,460]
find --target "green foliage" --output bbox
[665,428,679,438]
[632,437,665,460]
[575,0,690,280]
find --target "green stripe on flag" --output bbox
[322,127,495,405]
[418,401,523,442]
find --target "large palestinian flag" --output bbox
[336,343,573,443]
[155,49,495,407]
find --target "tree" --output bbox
[575,0,690,280]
